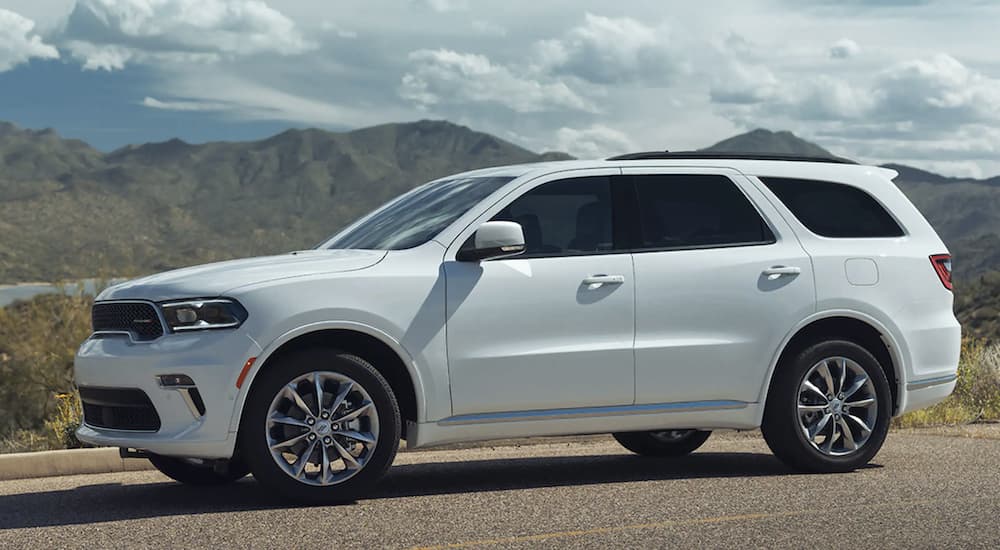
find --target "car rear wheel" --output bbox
[762,340,891,473]
[613,429,712,457]
[239,348,400,504]
[148,454,250,485]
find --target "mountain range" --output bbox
[0,121,997,284]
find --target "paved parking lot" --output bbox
[2,428,1000,548]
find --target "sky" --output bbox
[1,1,1000,178]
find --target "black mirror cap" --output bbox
[456,244,526,262]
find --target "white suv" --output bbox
[75,153,961,502]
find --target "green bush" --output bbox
[0,290,93,452]
[894,340,1000,427]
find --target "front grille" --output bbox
[92,302,164,341]
[79,387,161,431]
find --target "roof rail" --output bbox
[607,151,857,165]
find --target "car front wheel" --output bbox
[239,348,401,504]
[762,340,891,473]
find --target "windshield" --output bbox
[324,176,515,250]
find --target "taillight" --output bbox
[930,254,952,290]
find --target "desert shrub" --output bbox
[0,290,93,451]
[895,340,1000,427]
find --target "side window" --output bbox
[491,176,614,256]
[632,174,775,250]
[760,177,904,238]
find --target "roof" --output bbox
[606,151,857,164]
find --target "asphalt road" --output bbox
[2,428,1000,549]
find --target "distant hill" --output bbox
[0,121,997,283]
[0,120,562,282]
[702,128,840,158]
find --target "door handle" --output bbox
[582,274,625,289]
[762,266,801,280]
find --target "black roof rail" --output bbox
[606,151,858,165]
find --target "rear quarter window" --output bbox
[760,177,905,238]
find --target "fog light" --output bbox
[159,374,195,387]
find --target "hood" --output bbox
[98,249,386,302]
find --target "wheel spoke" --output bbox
[846,414,873,437]
[292,439,318,478]
[286,385,314,418]
[802,380,828,401]
[808,413,832,440]
[839,418,857,450]
[327,381,354,417]
[818,362,835,396]
[269,413,310,428]
[313,372,325,415]
[823,420,839,453]
[845,397,875,408]
[837,358,847,395]
[335,401,374,423]
[798,404,827,413]
[334,430,376,445]
[320,444,331,485]
[269,431,309,450]
[333,440,361,470]
[843,374,869,400]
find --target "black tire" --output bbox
[148,454,250,485]
[613,429,712,457]
[239,348,400,504]
[762,339,892,473]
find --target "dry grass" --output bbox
[894,340,1000,428]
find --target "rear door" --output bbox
[621,167,816,406]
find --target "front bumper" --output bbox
[74,330,262,459]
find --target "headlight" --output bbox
[159,299,248,332]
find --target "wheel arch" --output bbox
[758,312,906,421]
[230,322,426,439]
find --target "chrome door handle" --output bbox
[582,274,625,289]
[762,266,801,280]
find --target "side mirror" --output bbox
[457,221,526,262]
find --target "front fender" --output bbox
[227,320,431,433]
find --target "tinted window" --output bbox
[761,177,904,238]
[633,174,774,249]
[491,177,615,256]
[326,176,513,250]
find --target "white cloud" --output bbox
[536,13,682,84]
[553,125,636,159]
[62,0,314,70]
[320,21,357,39]
[470,20,506,37]
[829,38,860,59]
[0,8,59,72]
[412,0,468,12]
[142,96,232,111]
[872,53,1000,125]
[400,48,596,113]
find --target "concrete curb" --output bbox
[0,448,152,481]
[0,436,616,482]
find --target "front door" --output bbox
[445,175,635,416]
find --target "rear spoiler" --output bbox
[874,166,899,180]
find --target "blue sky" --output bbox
[2,0,1000,177]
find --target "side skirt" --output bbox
[407,400,761,449]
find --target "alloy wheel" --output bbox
[797,356,878,456]
[265,371,380,486]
